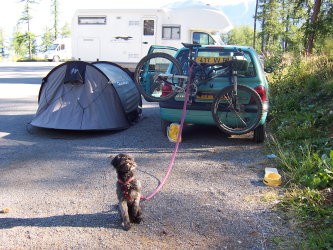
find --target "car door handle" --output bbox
[142,42,148,44]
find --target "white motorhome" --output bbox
[71,5,233,71]
[44,38,72,62]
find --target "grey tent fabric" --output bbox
[92,61,141,121]
[30,61,142,130]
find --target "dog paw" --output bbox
[134,217,143,224]
[123,223,132,231]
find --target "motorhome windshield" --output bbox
[212,33,224,45]
[49,44,59,51]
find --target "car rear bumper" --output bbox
[159,99,269,112]
[159,99,269,126]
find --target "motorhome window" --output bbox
[162,26,180,39]
[193,32,215,45]
[60,44,65,50]
[129,21,139,26]
[49,44,58,50]
[144,20,154,35]
[78,16,106,24]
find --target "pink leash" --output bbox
[141,65,193,201]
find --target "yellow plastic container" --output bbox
[167,123,182,143]
[263,173,281,187]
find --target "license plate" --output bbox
[196,92,229,100]
[195,56,232,64]
[196,94,215,100]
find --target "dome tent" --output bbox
[30,61,142,130]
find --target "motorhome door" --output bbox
[141,17,157,57]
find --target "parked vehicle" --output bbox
[44,38,72,62]
[135,45,269,142]
[71,4,232,72]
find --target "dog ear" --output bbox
[111,153,128,168]
[111,154,120,168]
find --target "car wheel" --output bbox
[161,118,171,137]
[253,123,266,143]
[53,56,60,62]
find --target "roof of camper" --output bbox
[75,4,222,13]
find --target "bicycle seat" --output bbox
[182,43,202,49]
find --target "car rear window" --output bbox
[175,48,256,78]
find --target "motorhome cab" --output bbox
[44,38,71,62]
[71,4,233,71]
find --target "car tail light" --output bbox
[251,85,267,102]
[162,82,172,97]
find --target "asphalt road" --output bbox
[0,62,291,249]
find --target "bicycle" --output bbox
[134,43,264,135]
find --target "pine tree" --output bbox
[225,24,254,47]
[307,0,322,54]
[0,27,6,58]
[253,0,259,49]
[257,0,267,52]
[265,0,282,49]
[304,0,332,54]
[51,0,60,40]
[60,22,71,38]
[40,26,53,52]
[19,0,39,59]
[24,31,37,55]
[11,23,27,57]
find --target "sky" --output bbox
[0,0,254,43]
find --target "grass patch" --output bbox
[260,190,280,203]
[266,52,333,248]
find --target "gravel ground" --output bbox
[0,63,296,249]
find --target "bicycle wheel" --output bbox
[211,84,263,135]
[134,53,184,102]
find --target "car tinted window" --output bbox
[176,48,256,78]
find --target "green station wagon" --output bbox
[141,45,270,142]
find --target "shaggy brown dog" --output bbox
[111,153,143,231]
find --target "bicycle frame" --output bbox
[157,61,231,91]
[157,46,245,95]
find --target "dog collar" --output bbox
[118,177,135,201]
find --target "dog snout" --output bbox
[129,162,137,171]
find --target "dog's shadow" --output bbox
[0,205,121,229]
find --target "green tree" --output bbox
[314,0,333,56]
[225,24,254,47]
[257,0,267,52]
[40,26,53,52]
[252,0,332,57]
[51,0,60,40]
[11,23,27,57]
[281,0,291,51]
[0,27,6,57]
[60,22,71,38]
[19,0,39,59]
[307,0,322,54]
[253,0,259,49]
[260,0,282,50]
[304,0,333,54]
[23,31,37,55]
